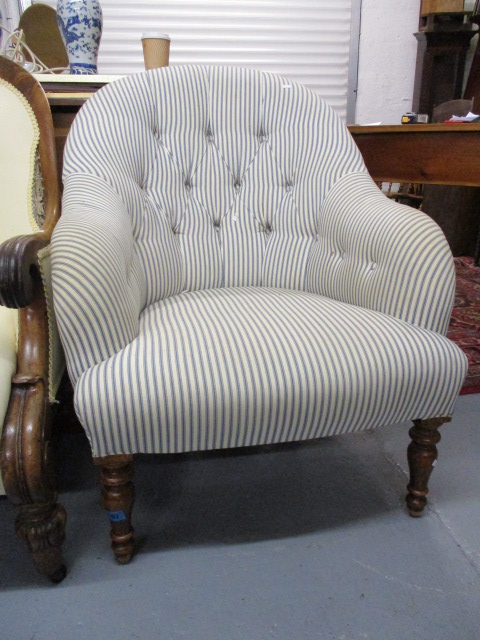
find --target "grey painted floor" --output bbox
[0,394,479,640]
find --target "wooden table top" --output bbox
[348,123,480,186]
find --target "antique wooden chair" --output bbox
[0,57,66,582]
[51,66,467,566]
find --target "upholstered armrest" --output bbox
[0,232,49,309]
[51,174,146,384]
[307,172,455,335]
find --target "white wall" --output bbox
[356,0,478,125]
[355,0,419,124]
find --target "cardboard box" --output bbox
[421,0,464,15]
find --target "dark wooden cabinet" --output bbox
[412,13,477,118]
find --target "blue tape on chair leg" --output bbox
[108,511,126,522]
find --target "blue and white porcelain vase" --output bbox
[56,0,103,74]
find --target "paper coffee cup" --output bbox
[141,33,170,70]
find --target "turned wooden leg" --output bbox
[97,455,135,564]
[16,502,67,583]
[406,417,451,517]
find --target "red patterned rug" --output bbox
[448,257,480,395]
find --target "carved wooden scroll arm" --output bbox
[0,232,50,309]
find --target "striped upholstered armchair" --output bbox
[51,66,467,566]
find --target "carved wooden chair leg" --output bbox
[15,502,67,583]
[406,417,451,517]
[97,455,135,564]
[1,379,67,583]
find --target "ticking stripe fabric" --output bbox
[51,66,467,457]
[75,287,467,457]
[307,172,457,336]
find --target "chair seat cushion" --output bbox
[74,287,467,458]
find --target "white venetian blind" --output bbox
[37,0,354,119]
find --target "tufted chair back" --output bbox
[0,73,40,495]
[62,66,365,300]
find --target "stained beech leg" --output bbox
[96,455,135,564]
[406,417,451,517]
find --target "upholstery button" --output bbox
[234,180,241,191]
[371,262,377,271]
[184,179,191,191]
[264,223,272,233]
[213,221,220,230]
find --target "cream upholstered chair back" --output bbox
[0,74,40,237]
[0,73,43,494]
